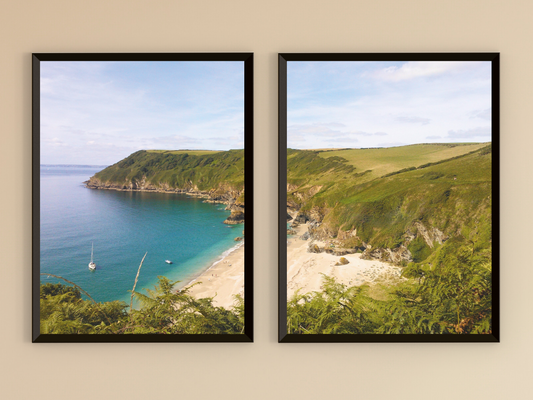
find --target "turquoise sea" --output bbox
[40,165,243,304]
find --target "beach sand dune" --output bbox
[185,243,244,309]
[287,223,403,300]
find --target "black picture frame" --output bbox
[33,53,254,342]
[279,53,499,343]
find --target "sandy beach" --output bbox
[287,223,403,300]
[185,242,245,309]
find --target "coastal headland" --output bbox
[85,149,246,225]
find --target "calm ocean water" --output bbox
[40,165,243,304]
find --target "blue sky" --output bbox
[40,61,244,165]
[287,61,492,149]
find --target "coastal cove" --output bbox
[40,165,244,305]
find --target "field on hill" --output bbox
[318,143,488,181]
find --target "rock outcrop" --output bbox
[335,257,350,266]
[300,231,310,241]
[223,210,245,225]
[413,221,448,248]
[307,244,323,253]
[362,246,413,264]
[360,222,448,264]
[325,247,357,256]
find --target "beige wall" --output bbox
[2,0,531,399]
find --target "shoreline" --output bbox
[184,241,245,309]
[287,223,404,300]
[84,183,224,202]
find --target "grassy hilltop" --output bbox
[92,149,244,192]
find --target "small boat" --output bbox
[89,242,96,270]
[165,260,173,264]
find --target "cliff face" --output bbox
[223,210,245,225]
[223,192,245,225]
[290,206,452,265]
[86,175,201,193]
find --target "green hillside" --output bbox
[288,143,492,263]
[287,143,494,335]
[91,149,245,192]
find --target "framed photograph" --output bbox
[279,53,499,342]
[33,53,253,342]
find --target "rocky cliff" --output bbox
[291,207,450,265]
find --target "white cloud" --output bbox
[349,130,388,137]
[426,135,442,139]
[470,108,491,121]
[377,142,408,147]
[289,122,346,135]
[207,131,244,148]
[372,62,473,82]
[447,126,491,139]
[287,122,392,149]
[289,123,387,140]
[42,137,67,146]
[395,116,430,125]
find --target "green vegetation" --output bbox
[93,149,244,191]
[319,143,487,181]
[287,142,493,334]
[40,277,244,335]
[288,143,492,254]
[147,149,222,156]
[287,238,492,334]
[40,283,128,334]
[407,236,432,263]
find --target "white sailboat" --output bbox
[88,242,96,270]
